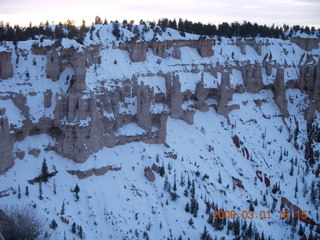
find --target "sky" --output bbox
[0,0,319,27]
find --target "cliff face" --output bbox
[0,52,13,79]
[0,27,319,173]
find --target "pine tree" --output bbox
[201,226,209,240]
[249,199,254,211]
[159,165,165,177]
[180,173,185,187]
[72,184,80,200]
[173,174,177,192]
[18,185,21,199]
[50,219,58,229]
[294,180,298,198]
[71,222,77,233]
[53,179,57,195]
[207,213,213,225]
[39,182,43,200]
[78,226,83,239]
[234,219,240,236]
[290,161,294,176]
[298,224,304,236]
[247,222,253,238]
[41,158,49,182]
[185,203,190,213]
[218,172,222,184]
[60,200,65,215]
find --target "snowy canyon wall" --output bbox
[0,28,319,173]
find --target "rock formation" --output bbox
[0,34,319,173]
[0,52,13,79]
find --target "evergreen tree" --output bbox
[247,222,253,239]
[50,219,58,229]
[234,218,240,236]
[53,179,57,195]
[185,202,190,213]
[112,23,120,40]
[39,182,43,200]
[290,161,294,176]
[41,158,49,182]
[133,25,140,37]
[159,164,165,177]
[71,222,77,234]
[72,184,80,200]
[218,171,222,184]
[60,200,65,215]
[17,185,21,199]
[298,224,304,236]
[78,226,83,239]
[173,174,177,192]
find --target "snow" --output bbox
[0,24,319,240]
[138,76,166,94]
[116,122,146,136]
[0,98,25,128]
[178,72,201,93]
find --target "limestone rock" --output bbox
[167,74,183,119]
[273,68,289,117]
[150,41,168,58]
[29,148,40,157]
[46,51,61,81]
[0,52,13,79]
[291,37,319,51]
[0,115,14,173]
[241,64,263,92]
[127,41,147,62]
[137,85,152,130]
[195,74,209,112]
[144,167,155,182]
[172,45,181,59]
[197,38,213,58]
[15,151,25,160]
[43,90,52,108]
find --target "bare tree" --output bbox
[0,205,45,240]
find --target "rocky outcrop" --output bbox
[127,41,147,62]
[298,62,320,110]
[144,167,155,182]
[195,74,209,112]
[0,52,13,79]
[281,197,320,227]
[197,38,214,57]
[273,68,289,117]
[167,74,183,119]
[137,85,152,130]
[0,110,14,173]
[291,37,319,51]
[1,36,320,174]
[67,165,121,179]
[216,71,240,115]
[43,90,52,108]
[241,64,263,92]
[150,41,168,58]
[46,51,61,81]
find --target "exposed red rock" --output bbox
[67,166,121,179]
[232,176,245,189]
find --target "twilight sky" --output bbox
[0,0,319,27]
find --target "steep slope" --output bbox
[0,24,319,239]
